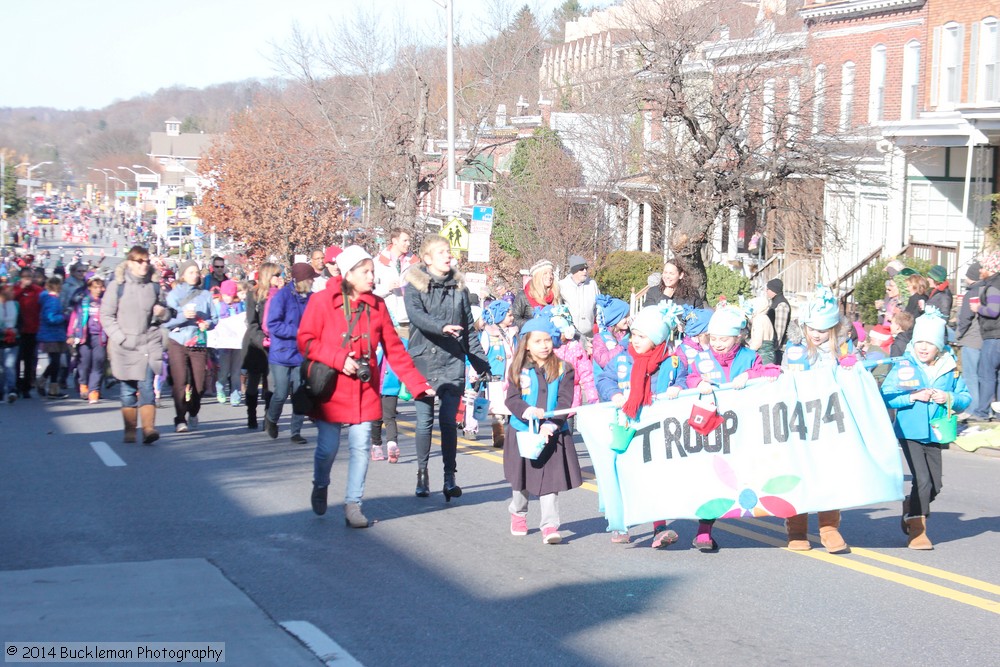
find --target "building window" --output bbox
[934,22,964,107]
[839,61,855,132]
[763,78,776,150]
[901,40,921,120]
[812,64,826,135]
[977,18,1000,103]
[787,77,801,140]
[869,45,887,122]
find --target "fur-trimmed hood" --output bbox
[403,262,466,293]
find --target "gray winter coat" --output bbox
[403,263,490,391]
[101,263,167,381]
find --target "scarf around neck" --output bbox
[623,341,670,420]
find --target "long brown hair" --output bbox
[508,331,564,385]
[254,263,279,302]
[659,257,698,302]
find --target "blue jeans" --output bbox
[215,348,244,396]
[0,346,17,395]
[120,366,155,407]
[314,420,372,503]
[413,385,461,473]
[961,346,981,415]
[267,363,304,435]
[975,338,1000,419]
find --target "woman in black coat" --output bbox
[644,257,705,308]
[241,263,280,430]
[404,235,491,500]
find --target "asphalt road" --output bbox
[2,228,999,666]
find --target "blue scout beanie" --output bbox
[708,305,748,337]
[484,299,510,325]
[912,305,946,350]
[801,285,841,331]
[596,294,630,328]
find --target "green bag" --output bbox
[398,383,413,402]
[609,411,637,454]
[929,394,957,444]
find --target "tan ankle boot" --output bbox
[785,513,811,550]
[492,421,505,449]
[139,404,160,445]
[818,510,849,553]
[906,516,933,550]
[122,407,138,443]
[79,384,89,400]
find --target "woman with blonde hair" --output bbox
[511,260,562,329]
[404,234,492,500]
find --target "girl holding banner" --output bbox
[882,306,970,550]
[504,311,581,545]
[780,286,855,553]
[686,303,770,551]
[596,301,687,547]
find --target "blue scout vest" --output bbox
[693,346,757,384]
[678,339,703,368]
[593,329,628,378]
[783,339,854,372]
[610,352,681,395]
[510,364,568,432]
[481,330,514,378]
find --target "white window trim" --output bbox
[839,61,856,132]
[869,44,887,123]
[813,64,827,134]
[901,40,921,120]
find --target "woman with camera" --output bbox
[297,246,433,528]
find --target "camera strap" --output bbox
[341,303,372,359]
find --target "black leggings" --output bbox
[901,439,943,517]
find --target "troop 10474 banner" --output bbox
[574,367,904,533]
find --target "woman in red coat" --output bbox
[298,246,433,528]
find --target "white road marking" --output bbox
[89,441,126,467]
[281,620,365,667]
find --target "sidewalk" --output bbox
[0,559,323,665]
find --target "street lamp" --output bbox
[24,161,52,226]
[431,0,458,214]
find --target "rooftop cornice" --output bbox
[800,0,926,22]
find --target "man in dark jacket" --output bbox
[767,279,791,365]
[968,253,1000,421]
[955,262,984,418]
[404,236,491,500]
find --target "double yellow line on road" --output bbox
[397,422,1000,615]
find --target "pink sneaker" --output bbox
[510,513,528,536]
[610,531,630,544]
[370,445,386,461]
[542,527,562,544]
[387,441,400,463]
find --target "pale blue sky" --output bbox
[3,0,568,110]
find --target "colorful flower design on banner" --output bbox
[695,456,800,519]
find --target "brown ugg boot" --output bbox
[818,510,849,553]
[122,407,138,443]
[785,513,811,550]
[492,421,505,449]
[906,516,933,550]
[139,404,160,445]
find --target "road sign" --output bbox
[16,179,42,187]
[116,190,138,197]
[441,216,469,252]
[472,206,494,223]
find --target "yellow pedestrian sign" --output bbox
[441,216,469,252]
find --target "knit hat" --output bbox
[529,259,554,276]
[750,295,769,318]
[484,299,510,325]
[912,305,946,350]
[898,267,918,277]
[471,305,483,324]
[520,310,561,348]
[683,306,714,336]
[927,265,947,283]
[981,251,1000,276]
[630,301,684,346]
[568,255,587,274]
[885,259,905,278]
[800,285,841,331]
[290,262,318,282]
[766,278,783,294]
[549,304,577,339]
[336,245,373,276]
[324,245,343,265]
[708,305,748,337]
[966,262,982,281]
[220,280,238,296]
[178,260,199,281]
[869,324,893,347]
[596,295,630,328]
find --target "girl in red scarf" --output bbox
[597,302,688,547]
[511,260,562,329]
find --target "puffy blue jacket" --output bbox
[884,349,970,443]
[163,284,219,347]
[596,348,687,402]
[266,283,310,367]
[37,291,67,344]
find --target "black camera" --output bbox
[356,356,372,383]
